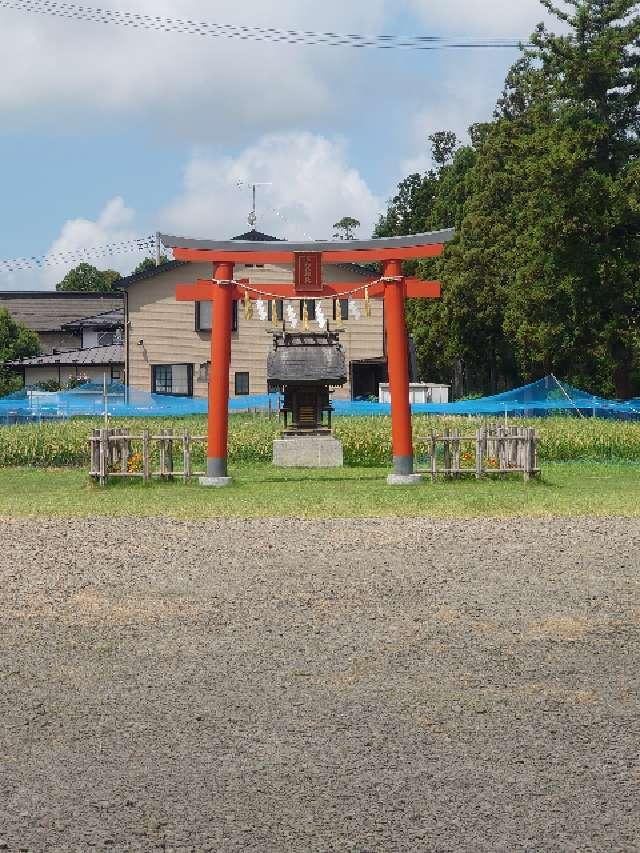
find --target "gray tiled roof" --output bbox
[0,292,123,332]
[9,344,124,367]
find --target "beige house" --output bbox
[120,257,388,400]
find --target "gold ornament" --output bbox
[244,289,253,321]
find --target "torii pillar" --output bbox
[165,229,454,486]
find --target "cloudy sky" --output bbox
[0,0,558,289]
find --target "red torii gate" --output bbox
[160,229,454,485]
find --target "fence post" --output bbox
[90,428,99,479]
[452,428,461,478]
[443,428,451,479]
[99,428,108,486]
[166,429,174,481]
[498,428,507,473]
[430,431,437,483]
[120,429,129,475]
[510,426,518,468]
[143,429,150,483]
[159,429,166,480]
[183,430,191,483]
[476,428,484,480]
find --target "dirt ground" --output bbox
[1,517,638,852]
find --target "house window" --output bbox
[111,366,122,382]
[196,301,238,332]
[267,300,284,322]
[152,364,193,397]
[98,331,115,347]
[235,372,250,396]
[332,299,349,322]
[299,300,317,321]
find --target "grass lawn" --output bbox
[0,462,639,518]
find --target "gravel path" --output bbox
[1,517,639,852]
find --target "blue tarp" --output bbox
[1,376,639,422]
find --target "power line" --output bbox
[0,235,156,273]
[0,0,530,51]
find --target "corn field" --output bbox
[0,414,640,468]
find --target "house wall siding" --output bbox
[126,263,385,399]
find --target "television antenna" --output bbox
[237,180,272,228]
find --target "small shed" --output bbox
[378,382,451,405]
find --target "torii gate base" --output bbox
[164,229,454,487]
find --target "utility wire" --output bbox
[0,0,529,50]
[0,235,156,273]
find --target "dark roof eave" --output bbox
[116,260,189,290]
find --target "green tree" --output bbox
[0,308,40,396]
[132,255,168,275]
[500,0,640,397]
[332,217,361,240]
[56,263,121,293]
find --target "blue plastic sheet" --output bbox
[1,376,639,423]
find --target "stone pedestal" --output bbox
[199,476,232,488]
[273,435,344,468]
[387,473,424,486]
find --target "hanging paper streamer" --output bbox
[286,301,298,329]
[335,298,342,325]
[271,299,279,328]
[316,300,327,330]
[364,285,371,318]
[348,298,361,320]
[302,300,309,331]
[244,289,253,320]
[255,299,268,321]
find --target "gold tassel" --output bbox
[302,300,309,331]
[364,286,371,318]
[244,289,253,321]
[271,299,278,327]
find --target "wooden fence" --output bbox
[415,426,540,481]
[89,428,208,485]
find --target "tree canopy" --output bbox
[333,217,361,240]
[132,255,169,275]
[375,0,640,398]
[55,263,121,293]
[0,308,40,396]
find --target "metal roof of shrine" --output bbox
[267,332,347,386]
[159,228,455,254]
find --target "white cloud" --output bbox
[160,132,383,241]
[407,0,555,36]
[0,0,387,139]
[40,196,142,288]
[0,197,141,291]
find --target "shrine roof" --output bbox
[159,229,455,254]
[267,339,348,386]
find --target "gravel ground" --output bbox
[0,516,639,853]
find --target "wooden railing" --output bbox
[415,426,540,481]
[89,428,207,485]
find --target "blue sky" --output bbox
[0,0,556,289]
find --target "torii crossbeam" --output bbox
[161,229,454,486]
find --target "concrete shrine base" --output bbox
[387,473,424,486]
[199,476,233,488]
[273,436,344,469]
